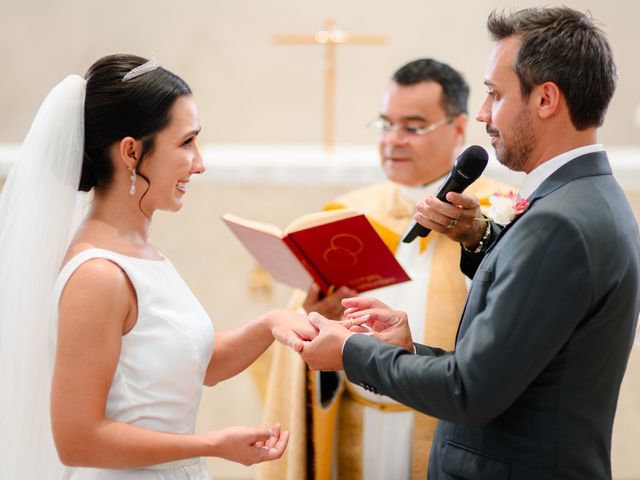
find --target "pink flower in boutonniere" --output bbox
[488,190,529,224]
[513,198,530,216]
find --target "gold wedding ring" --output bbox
[446,218,458,229]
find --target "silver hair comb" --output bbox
[122,54,160,82]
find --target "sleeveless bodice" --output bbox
[53,248,214,478]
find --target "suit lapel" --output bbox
[487,151,612,251]
[455,151,612,345]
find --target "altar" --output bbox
[1,143,639,479]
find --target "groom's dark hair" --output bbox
[487,7,617,130]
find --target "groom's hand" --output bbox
[415,192,486,246]
[299,312,356,371]
[342,297,414,352]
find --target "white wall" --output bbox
[1,0,639,148]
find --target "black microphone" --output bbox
[402,145,489,243]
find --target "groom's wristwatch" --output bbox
[462,221,492,254]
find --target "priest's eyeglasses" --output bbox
[369,115,454,139]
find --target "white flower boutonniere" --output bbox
[488,191,530,225]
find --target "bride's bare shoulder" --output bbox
[61,241,100,267]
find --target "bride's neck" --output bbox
[87,193,152,244]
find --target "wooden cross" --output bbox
[274,19,388,152]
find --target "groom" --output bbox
[297,7,640,479]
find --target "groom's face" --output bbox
[477,36,537,173]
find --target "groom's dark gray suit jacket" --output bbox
[342,152,640,479]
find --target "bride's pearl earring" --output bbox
[129,168,137,196]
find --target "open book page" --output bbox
[220,213,283,237]
[222,215,313,291]
[283,209,360,234]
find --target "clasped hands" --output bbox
[270,297,414,371]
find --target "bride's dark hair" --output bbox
[79,54,191,192]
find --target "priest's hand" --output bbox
[415,192,486,249]
[298,312,356,371]
[302,283,356,319]
[268,309,318,352]
[342,297,414,352]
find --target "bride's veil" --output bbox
[0,74,87,478]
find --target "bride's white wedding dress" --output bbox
[54,248,214,479]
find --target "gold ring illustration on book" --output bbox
[323,234,364,268]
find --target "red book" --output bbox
[222,210,410,294]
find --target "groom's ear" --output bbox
[533,81,561,120]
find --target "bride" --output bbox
[0,54,313,479]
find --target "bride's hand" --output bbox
[267,309,318,352]
[203,423,289,465]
